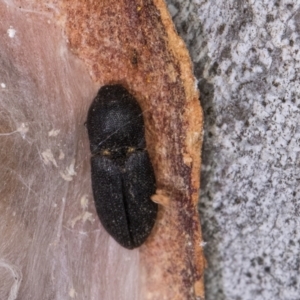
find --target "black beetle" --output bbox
[86,84,158,249]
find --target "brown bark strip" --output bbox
[61,0,206,299]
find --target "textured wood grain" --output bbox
[61,0,206,298]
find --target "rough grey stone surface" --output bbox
[166,1,300,299]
